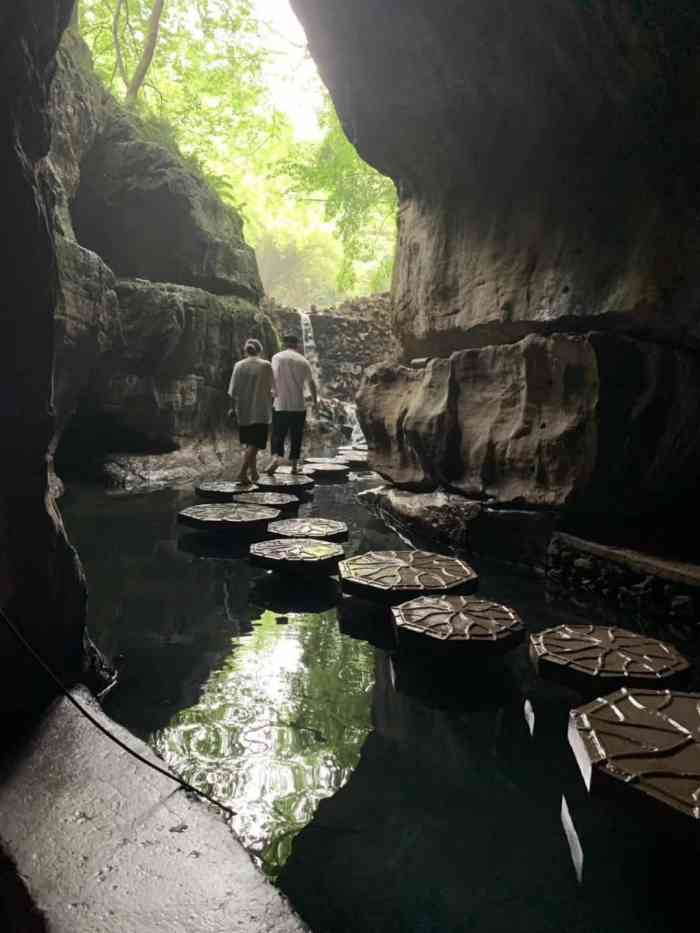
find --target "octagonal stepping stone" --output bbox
[255,474,315,494]
[249,538,344,575]
[305,462,350,478]
[194,480,258,501]
[275,465,315,476]
[339,549,478,603]
[569,688,700,821]
[392,595,524,652]
[178,503,279,533]
[305,456,350,465]
[336,451,370,470]
[232,491,300,514]
[268,517,349,542]
[530,624,690,691]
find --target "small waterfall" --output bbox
[298,311,322,391]
[297,309,367,447]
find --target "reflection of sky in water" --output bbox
[154,608,375,877]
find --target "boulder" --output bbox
[358,333,700,520]
[71,104,263,302]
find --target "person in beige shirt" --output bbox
[228,338,275,484]
[266,334,318,474]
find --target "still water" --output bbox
[62,476,700,933]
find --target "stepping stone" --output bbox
[255,474,315,494]
[249,538,344,575]
[336,451,370,470]
[304,463,350,478]
[232,491,300,514]
[275,465,315,476]
[392,595,524,652]
[194,480,258,500]
[530,624,690,691]
[569,688,700,822]
[339,549,478,603]
[178,503,279,533]
[268,517,349,542]
[305,456,350,465]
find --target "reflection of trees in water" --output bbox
[154,608,375,878]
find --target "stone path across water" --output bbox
[268,517,349,542]
[392,595,524,650]
[232,492,300,514]
[256,474,315,493]
[195,480,258,500]
[249,538,345,574]
[339,549,479,602]
[178,503,279,532]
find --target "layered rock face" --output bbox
[0,2,98,714]
[292,0,700,563]
[49,32,270,488]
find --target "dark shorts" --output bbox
[239,423,269,450]
[271,410,307,460]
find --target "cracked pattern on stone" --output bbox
[178,503,279,530]
[194,481,258,500]
[232,492,300,511]
[268,518,348,541]
[531,624,689,681]
[570,689,700,819]
[339,550,477,594]
[249,538,344,566]
[392,595,523,643]
[256,475,315,491]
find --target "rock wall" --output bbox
[0,2,100,715]
[291,0,700,566]
[49,32,272,488]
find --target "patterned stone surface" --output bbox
[305,457,350,465]
[256,474,315,493]
[392,595,523,646]
[339,549,478,601]
[267,518,349,542]
[530,624,690,686]
[275,465,315,476]
[177,503,279,531]
[249,538,344,573]
[232,492,300,513]
[569,689,700,820]
[194,481,258,501]
[305,463,350,475]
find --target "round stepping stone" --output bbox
[255,474,315,493]
[268,517,349,542]
[305,456,350,465]
[232,491,300,514]
[337,451,370,469]
[530,624,690,690]
[392,595,524,651]
[249,538,344,574]
[195,480,258,500]
[305,463,350,478]
[339,549,478,603]
[569,688,700,820]
[178,503,279,533]
[275,465,315,476]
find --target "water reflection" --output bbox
[154,608,375,877]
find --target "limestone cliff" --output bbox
[292,0,700,564]
[0,2,97,714]
[48,31,271,488]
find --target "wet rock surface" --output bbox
[392,595,524,646]
[0,689,305,933]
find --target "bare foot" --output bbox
[236,473,250,486]
[265,457,280,475]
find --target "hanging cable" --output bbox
[0,607,236,817]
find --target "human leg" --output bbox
[289,411,307,471]
[267,410,288,473]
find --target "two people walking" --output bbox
[227,334,318,484]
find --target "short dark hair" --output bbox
[244,338,263,355]
[283,334,299,348]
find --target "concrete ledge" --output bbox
[0,688,305,933]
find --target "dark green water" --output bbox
[62,476,700,933]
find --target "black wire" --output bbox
[0,607,236,817]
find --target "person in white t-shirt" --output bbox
[266,334,318,474]
[228,338,275,484]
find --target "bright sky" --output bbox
[252,0,324,140]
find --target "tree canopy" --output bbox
[76,0,397,306]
